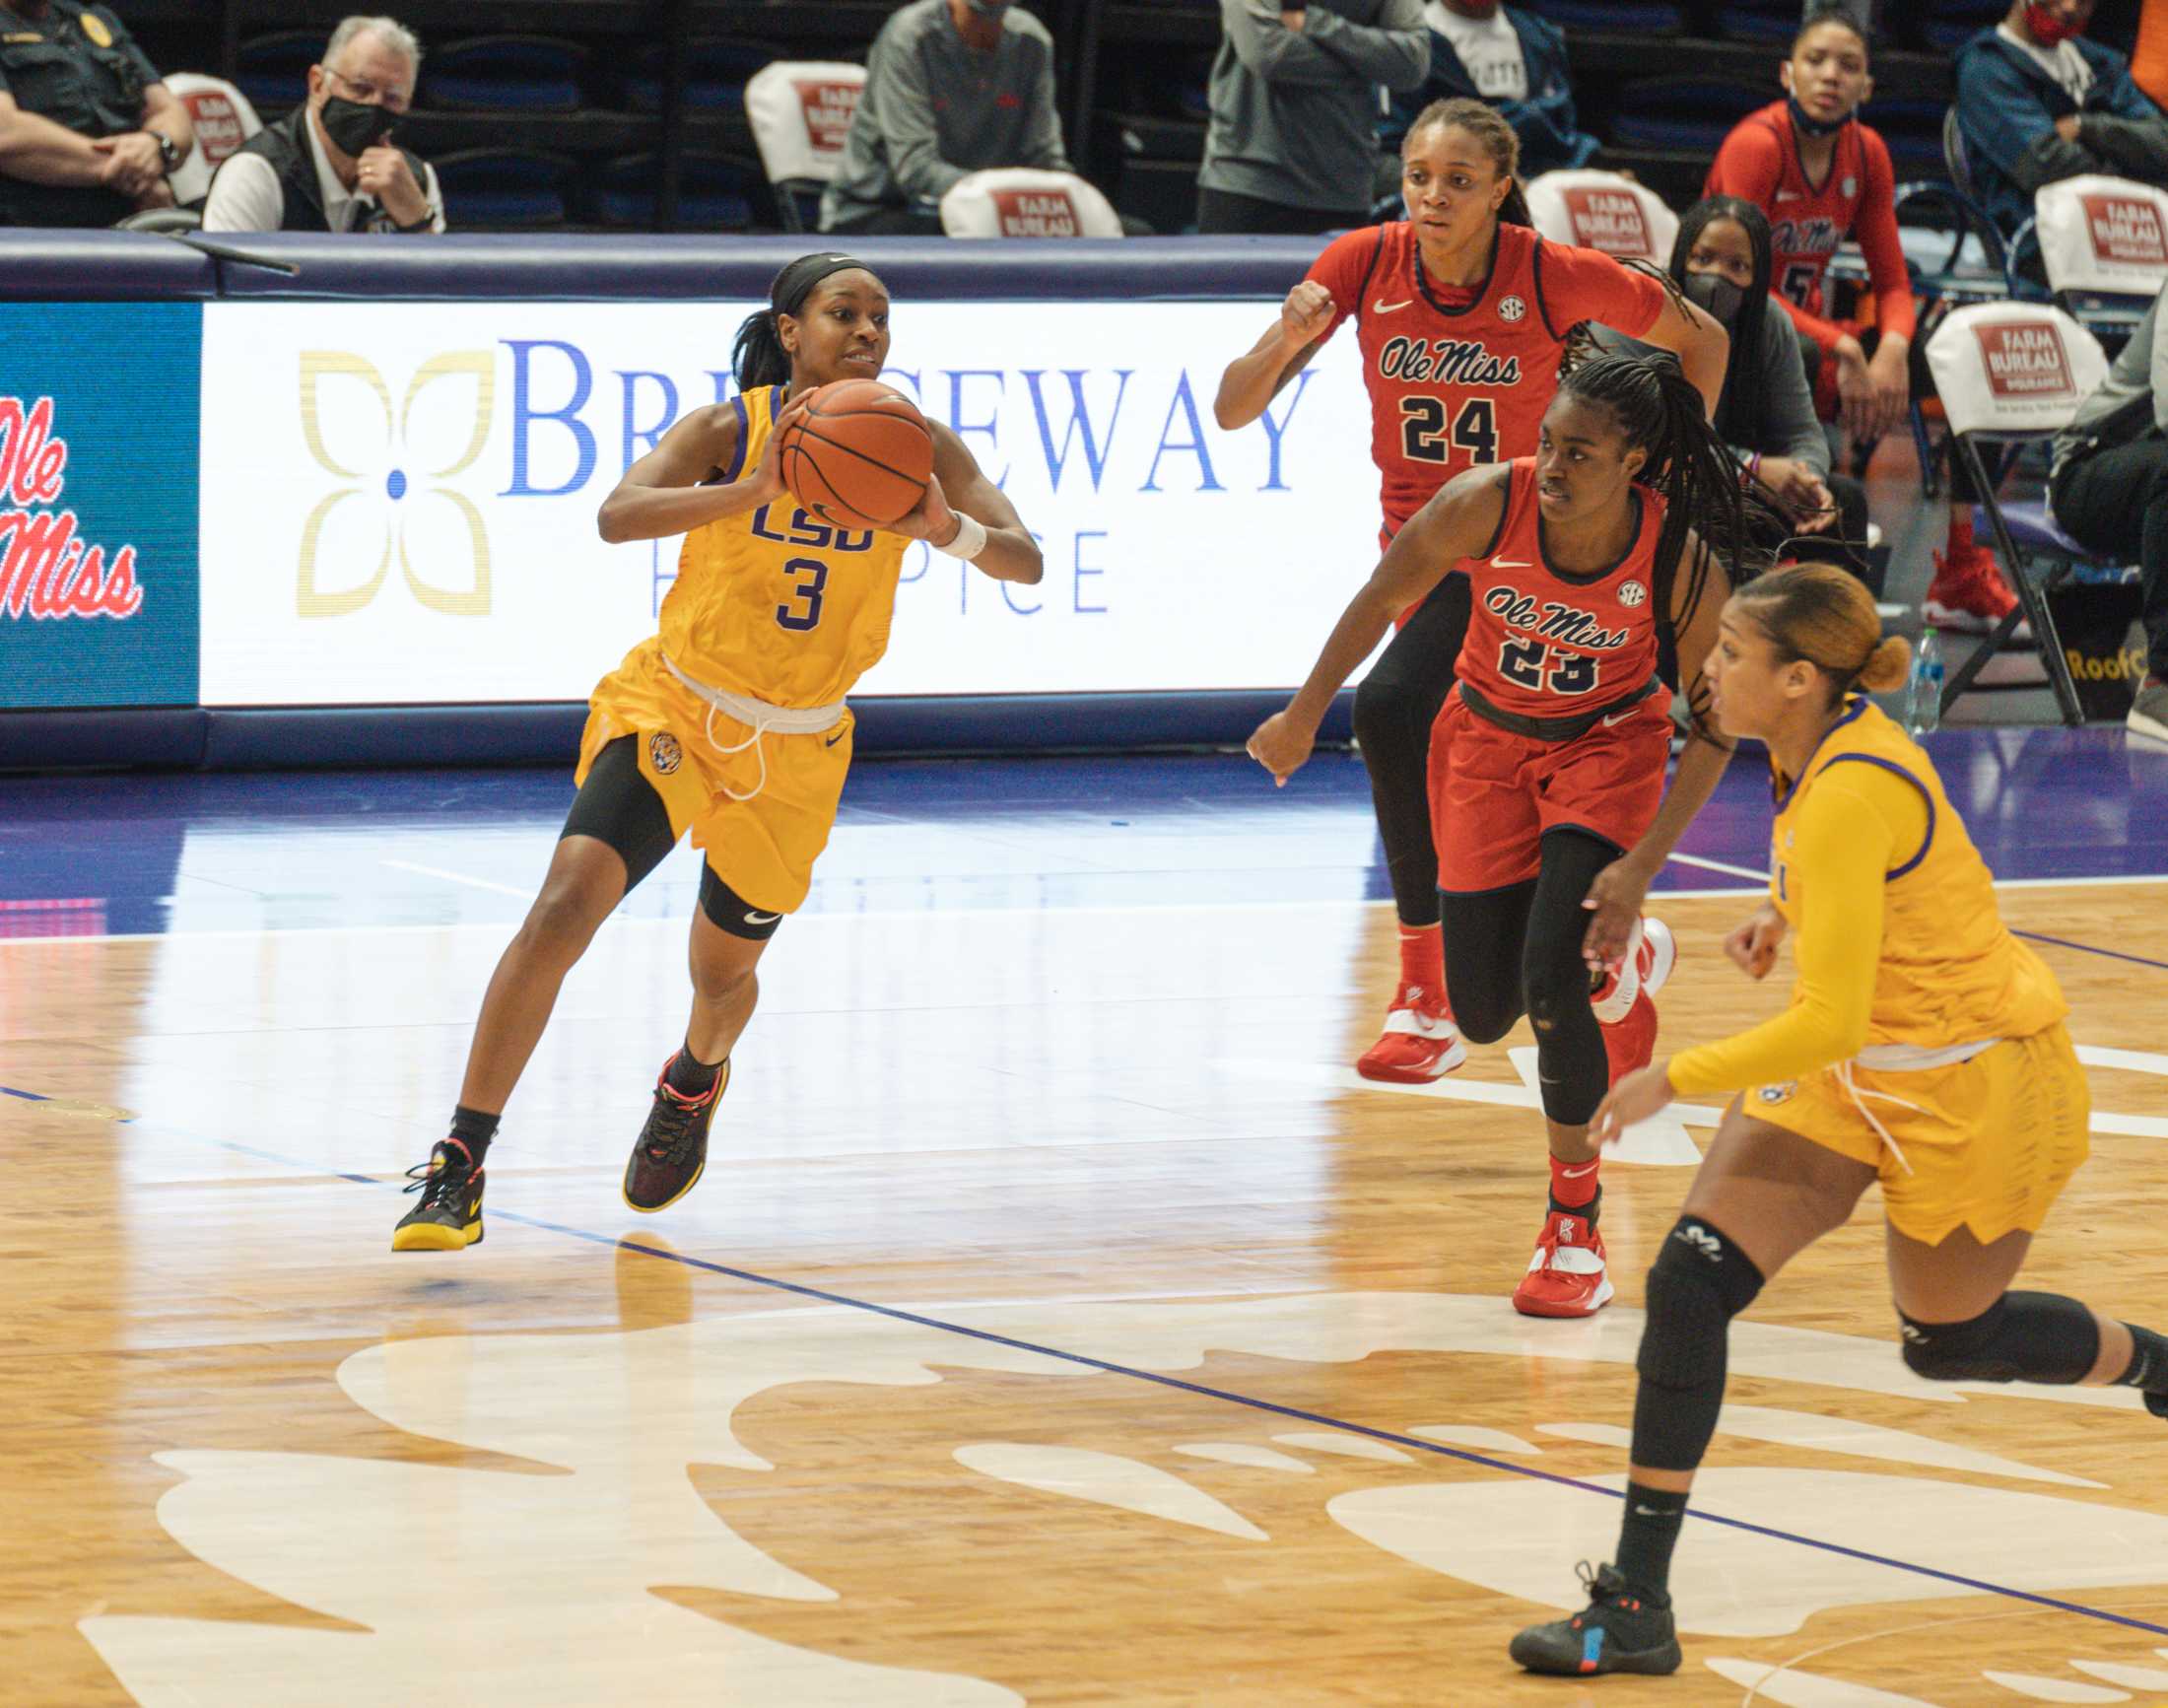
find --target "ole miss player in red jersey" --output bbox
[1217,99,1728,1088]
[1251,355,1763,1317]
[1707,3,2025,633]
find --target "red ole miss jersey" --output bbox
[1304,222,1666,535]
[1457,458,1668,721]
[1705,102,1907,332]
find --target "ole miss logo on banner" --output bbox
[2081,192,2168,266]
[1974,320,2076,402]
[1560,188,1654,259]
[0,303,200,708]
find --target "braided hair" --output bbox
[1668,197,1775,449]
[1553,353,1790,744]
[1400,98,1534,229]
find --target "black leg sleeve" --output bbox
[1351,573,1471,928]
[1520,829,1620,1127]
[1438,874,1537,1046]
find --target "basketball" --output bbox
[777,378,933,530]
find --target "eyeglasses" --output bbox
[324,67,412,114]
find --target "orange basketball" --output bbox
[777,378,933,530]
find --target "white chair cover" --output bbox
[2034,173,2168,297]
[1524,170,1678,263]
[744,61,865,187]
[163,72,263,207]
[938,168,1124,239]
[1925,301,2111,439]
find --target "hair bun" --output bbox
[1858,633,1912,694]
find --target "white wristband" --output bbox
[934,511,988,561]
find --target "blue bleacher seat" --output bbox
[1716,0,1807,41]
[433,149,574,228]
[1608,77,1762,153]
[426,37,587,113]
[593,153,754,229]
[623,41,772,113]
[233,31,319,116]
[1922,0,2002,50]
[1529,0,1683,28]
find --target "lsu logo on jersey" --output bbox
[1378,336,1524,386]
[1483,586,1631,650]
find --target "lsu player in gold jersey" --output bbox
[393,253,1042,1251]
[1511,564,2168,1678]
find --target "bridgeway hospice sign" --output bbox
[196,300,1388,707]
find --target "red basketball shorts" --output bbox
[1427,691,1673,893]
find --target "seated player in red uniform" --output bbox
[1250,354,1771,1318]
[1217,98,1728,1088]
[1706,3,2026,635]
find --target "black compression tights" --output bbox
[1438,828,1616,1127]
[1351,573,1471,928]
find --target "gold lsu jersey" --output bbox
[1769,697,2067,1051]
[658,382,911,709]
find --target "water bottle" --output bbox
[1906,629,1943,737]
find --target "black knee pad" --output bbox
[1631,1217,1766,1472]
[1637,1217,1765,1387]
[1898,1291,2099,1385]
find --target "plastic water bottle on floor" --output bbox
[1906,629,1943,737]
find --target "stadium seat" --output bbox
[745,60,865,235]
[1529,0,1683,30]
[1925,301,2116,722]
[1525,170,1678,264]
[1921,0,2003,51]
[1607,77,1761,154]
[432,148,576,229]
[233,30,321,115]
[160,72,262,208]
[622,39,772,112]
[424,36,587,113]
[593,152,755,230]
[939,169,1125,239]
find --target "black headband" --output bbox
[771,251,874,317]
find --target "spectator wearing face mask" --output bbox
[201,14,443,234]
[1594,196,1870,579]
[1958,0,2168,240]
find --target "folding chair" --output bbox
[938,169,1124,239]
[160,72,262,208]
[744,61,865,234]
[1924,302,2116,723]
[1524,170,1677,265]
[2006,173,2168,352]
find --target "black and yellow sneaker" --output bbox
[1508,1562,1680,1677]
[623,1058,728,1213]
[391,1137,487,1252]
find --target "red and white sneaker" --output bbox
[1513,1208,1614,1318]
[1925,539,2031,641]
[1592,916,1671,1083]
[1356,981,1467,1083]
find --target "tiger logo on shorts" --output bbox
[649,731,683,776]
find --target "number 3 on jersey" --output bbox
[752,503,872,633]
[1401,396,1498,464]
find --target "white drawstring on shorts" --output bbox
[1836,1039,2000,1178]
[663,654,845,804]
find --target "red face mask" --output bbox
[2024,3,2084,46]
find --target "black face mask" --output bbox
[319,95,395,156]
[1683,268,1747,328]
[1786,91,1851,139]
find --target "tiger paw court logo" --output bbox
[297,351,495,619]
[0,395,144,621]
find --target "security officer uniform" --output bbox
[0,0,170,226]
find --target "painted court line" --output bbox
[64,1102,2168,1644]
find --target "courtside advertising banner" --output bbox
[0,303,201,708]
[196,301,1384,706]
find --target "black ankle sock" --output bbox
[1613,1482,1686,1604]
[448,1105,498,1162]
[2114,1323,2168,1394]
[665,1048,723,1097]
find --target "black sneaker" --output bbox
[623,1057,728,1213]
[2146,1389,2168,1421]
[392,1138,486,1252]
[1508,1562,1681,1677]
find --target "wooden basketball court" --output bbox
[8,821,2168,1705]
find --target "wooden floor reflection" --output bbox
[6,885,2168,1705]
